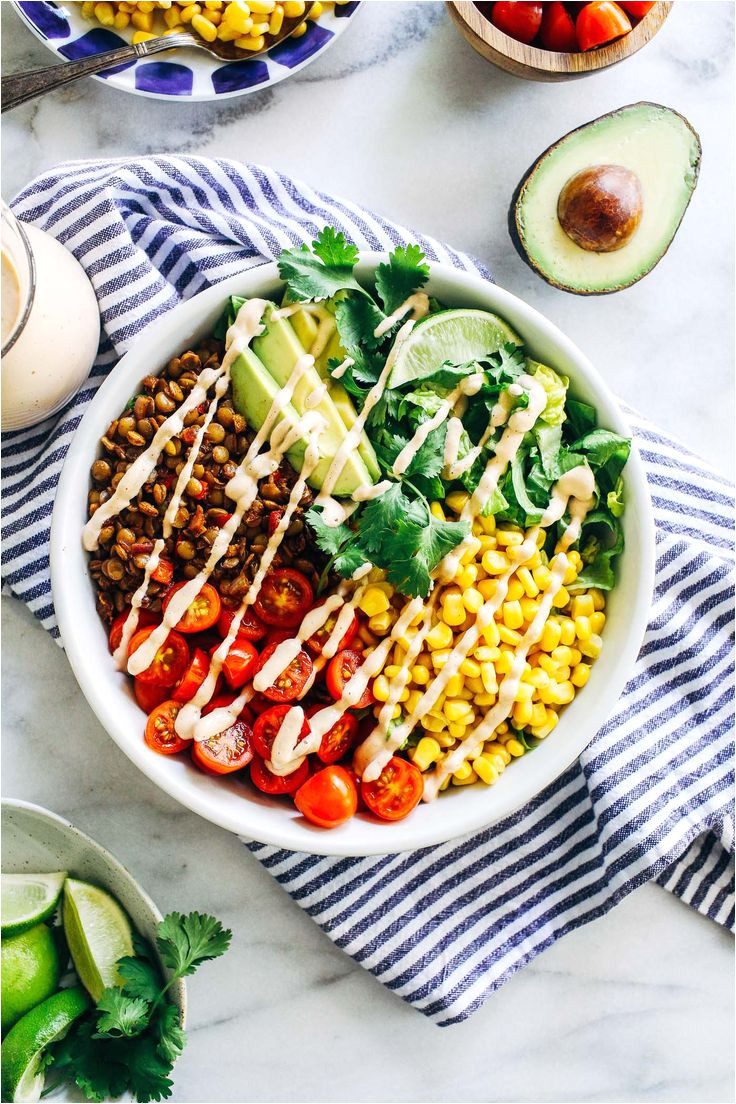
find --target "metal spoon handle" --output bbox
[1,34,196,112]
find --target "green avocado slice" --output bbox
[511,102,701,295]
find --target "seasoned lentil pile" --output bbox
[87,340,324,625]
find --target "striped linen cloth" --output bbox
[2,157,733,1024]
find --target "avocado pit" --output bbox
[557,164,643,254]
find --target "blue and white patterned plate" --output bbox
[12,1,360,102]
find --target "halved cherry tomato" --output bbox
[540,1,578,49]
[202,693,253,726]
[173,648,210,703]
[304,599,359,656]
[129,626,189,687]
[217,605,268,643]
[108,608,159,654]
[144,700,190,755]
[268,508,284,536]
[191,719,253,775]
[253,704,310,760]
[265,628,293,648]
[617,0,655,16]
[361,757,423,822]
[294,765,358,829]
[491,1,543,43]
[250,754,309,795]
[162,581,221,634]
[253,569,313,628]
[306,704,358,765]
[576,1,631,50]
[134,678,169,714]
[217,638,259,690]
[151,558,174,586]
[326,649,374,710]
[257,642,313,703]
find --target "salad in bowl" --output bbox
[53,230,653,853]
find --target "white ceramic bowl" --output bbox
[51,257,655,856]
[1,799,186,1102]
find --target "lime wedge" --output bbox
[2,873,67,937]
[1,924,61,1034]
[1,986,90,1103]
[388,308,521,387]
[62,879,133,1002]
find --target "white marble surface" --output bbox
[1,2,734,1101]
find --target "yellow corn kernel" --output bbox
[462,587,484,614]
[358,587,389,617]
[518,597,538,623]
[558,618,576,646]
[496,527,523,548]
[517,566,539,598]
[590,611,607,634]
[539,619,561,652]
[112,8,131,27]
[444,699,473,723]
[441,593,466,627]
[410,736,441,771]
[217,22,242,37]
[425,621,453,650]
[533,564,551,589]
[430,649,452,671]
[372,675,390,702]
[502,600,523,631]
[460,536,482,564]
[180,1,201,18]
[571,594,594,619]
[382,664,399,680]
[93,2,115,25]
[410,665,430,686]
[249,18,269,31]
[397,686,410,704]
[571,663,591,688]
[453,565,476,590]
[131,8,155,30]
[478,513,496,535]
[131,29,156,40]
[432,733,451,749]
[485,740,511,765]
[446,490,469,515]
[512,700,533,728]
[473,756,500,786]
[224,1,253,26]
[553,665,571,683]
[590,589,606,612]
[514,681,534,704]
[498,625,522,647]
[358,625,378,647]
[574,615,592,641]
[527,667,550,690]
[137,1,156,10]
[268,5,284,32]
[458,658,480,680]
[427,501,445,522]
[82,1,95,17]
[562,562,578,586]
[482,549,507,575]
[556,680,576,705]
[421,713,446,733]
[529,702,546,728]
[532,715,559,740]
[580,633,603,659]
[283,0,304,11]
[504,578,522,604]
[405,690,423,715]
[495,649,514,676]
[551,585,569,609]
[452,762,477,786]
[368,611,393,635]
[235,31,265,46]
[443,673,464,698]
[474,692,497,707]
[477,578,497,602]
[248,0,275,9]
[204,1,224,8]
[463,675,482,694]
[308,0,322,15]
[551,646,574,667]
[480,619,501,647]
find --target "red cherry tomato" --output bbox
[202,693,253,726]
[294,766,358,829]
[172,647,210,703]
[108,608,159,654]
[257,642,313,703]
[491,1,543,43]
[250,754,309,795]
[540,1,578,49]
[144,700,190,755]
[162,581,221,634]
[191,719,253,775]
[217,638,259,690]
[306,704,359,765]
[325,649,374,710]
[129,627,189,687]
[267,508,284,536]
[217,605,268,643]
[151,558,174,585]
[304,599,359,656]
[361,757,424,822]
[253,569,314,628]
[252,704,310,760]
[134,678,169,714]
[576,1,631,50]
[617,0,655,16]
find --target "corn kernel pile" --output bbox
[357,490,606,792]
[77,1,344,51]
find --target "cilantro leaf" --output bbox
[154,1002,187,1066]
[385,513,469,598]
[374,244,429,314]
[123,1035,175,1102]
[49,1021,132,1103]
[94,989,150,1039]
[117,955,161,1004]
[304,507,355,558]
[403,422,448,482]
[278,230,363,302]
[334,543,370,578]
[156,912,232,979]
[311,226,359,268]
[335,293,386,352]
[357,483,424,557]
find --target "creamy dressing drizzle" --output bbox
[422,552,569,801]
[330,356,353,380]
[541,464,596,552]
[392,372,484,479]
[373,291,430,340]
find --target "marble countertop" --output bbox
[2,2,734,1101]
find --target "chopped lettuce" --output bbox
[531,361,569,426]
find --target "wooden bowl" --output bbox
[446,1,673,82]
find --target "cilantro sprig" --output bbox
[46,913,231,1103]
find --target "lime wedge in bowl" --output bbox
[388,308,521,387]
[1,924,61,1034]
[1,987,90,1103]
[1,872,67,937]
[63,878,133,1002]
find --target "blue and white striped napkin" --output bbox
[2,156,733,1025]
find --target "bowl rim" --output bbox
[447,0,673,75]
[1,798,187,1022]
[51,255,655,856]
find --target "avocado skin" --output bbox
[509,101,702,295]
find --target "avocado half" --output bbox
[510,102,702,295]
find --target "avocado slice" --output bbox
[510,102,701,295]
[248,305,374,495]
